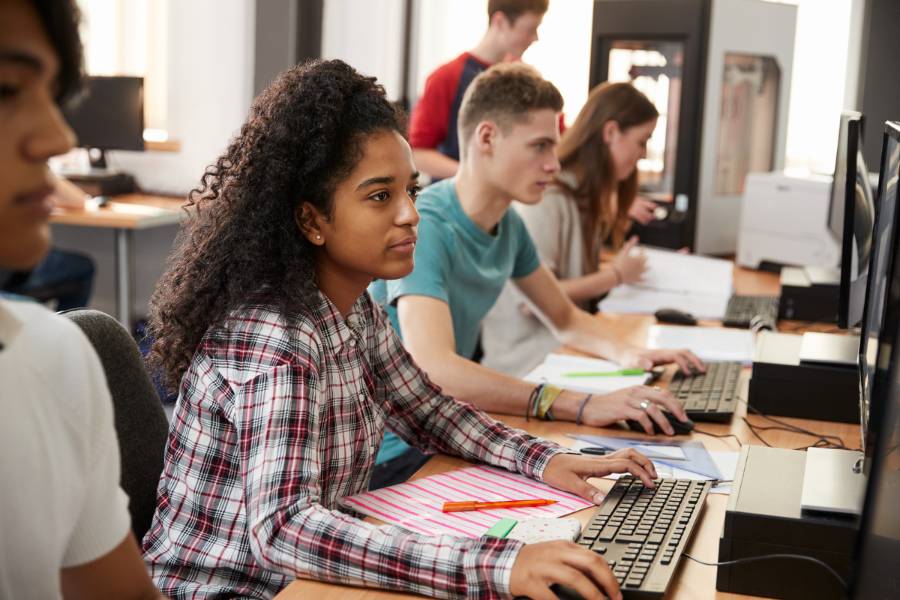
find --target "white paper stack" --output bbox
[599,247,734,319]
[523,353,650,394]
[646,324,755,364]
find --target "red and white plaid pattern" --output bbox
[142,292,566,599]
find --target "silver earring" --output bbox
[315,234,322,240]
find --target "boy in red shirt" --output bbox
[409,0,547,180]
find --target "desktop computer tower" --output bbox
[748,332,860,423]
[717,446,857,599]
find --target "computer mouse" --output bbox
[654,307,698,326]
[626,410,695,435]
[550,583,596,600]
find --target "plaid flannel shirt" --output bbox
[142,291,567,599]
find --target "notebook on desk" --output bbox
[523,353,650,394]
[342,466,592,538]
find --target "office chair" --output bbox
[64,309,169,542]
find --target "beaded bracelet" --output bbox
[576,393,593,426]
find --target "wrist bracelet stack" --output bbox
[526,383,562,421]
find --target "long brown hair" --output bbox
[556,82,658,254]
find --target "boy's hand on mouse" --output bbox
[542,449,657,502]
[509,540,623,600]
[575,386,687,434]
[611,236,646,285]
[621,346,705,375]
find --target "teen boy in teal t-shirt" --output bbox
[372,177,540,360]
[369,177,541,468]
[370,64,702,481]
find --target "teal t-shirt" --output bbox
[369,177,541,463]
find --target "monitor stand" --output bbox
[61,148,136,197]
[799,447,866,515]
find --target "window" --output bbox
[77,0,169,140]
[412,0,593,122]
[769,0,855,174]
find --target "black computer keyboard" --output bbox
[723,294,779,329]
[558,476,711,599]
[670,361,742,422]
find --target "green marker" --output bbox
[562,368,646,378]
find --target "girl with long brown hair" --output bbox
[483,82,660,375]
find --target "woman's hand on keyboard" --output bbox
[542,450,658,501]
[509,540,623,600]
[620,346,706,375]
[578,385,687,434]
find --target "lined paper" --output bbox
[341,466,593,538]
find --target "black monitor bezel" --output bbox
[63,75,145,152]
[848,125,900,594]
[835,112,868,329]
[858,121,900,470]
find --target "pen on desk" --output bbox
[579,446,688,461]
[442,499,557,512]
[562,368,646,378]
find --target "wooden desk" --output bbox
[50,194,185,326]
[276,265,856,600]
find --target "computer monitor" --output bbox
[831,112,876,329]
[848,247,900,598]
[62,76,144,169]
[857,121,900,470]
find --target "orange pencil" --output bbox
[441,499,557,512]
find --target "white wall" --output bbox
[321,0,406,99]
[56,1,257,320]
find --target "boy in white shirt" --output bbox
[0,0,163,597]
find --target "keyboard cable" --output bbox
[682,552,847,592]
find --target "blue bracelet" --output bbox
[576,394,593,426]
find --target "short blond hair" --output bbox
[457,63,563,153]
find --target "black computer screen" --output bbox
[859,122,900,468]
[833,112,876,328]
[62,76,144,152]
[850,273,900,598]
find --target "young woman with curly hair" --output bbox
[142,59,652,600]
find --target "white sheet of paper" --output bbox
[646,325,755,364]
[597,247,734,319]
[523,353,649,394]
[599,286,731,320]
[634,248,734,296]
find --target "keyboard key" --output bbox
[597,526,618,541]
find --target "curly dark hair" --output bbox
[148,59,405,391]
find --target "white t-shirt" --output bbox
[0,297,131,599]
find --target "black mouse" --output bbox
[654,307,697,326]
[549,583,598,600]
[626,410,695,435]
